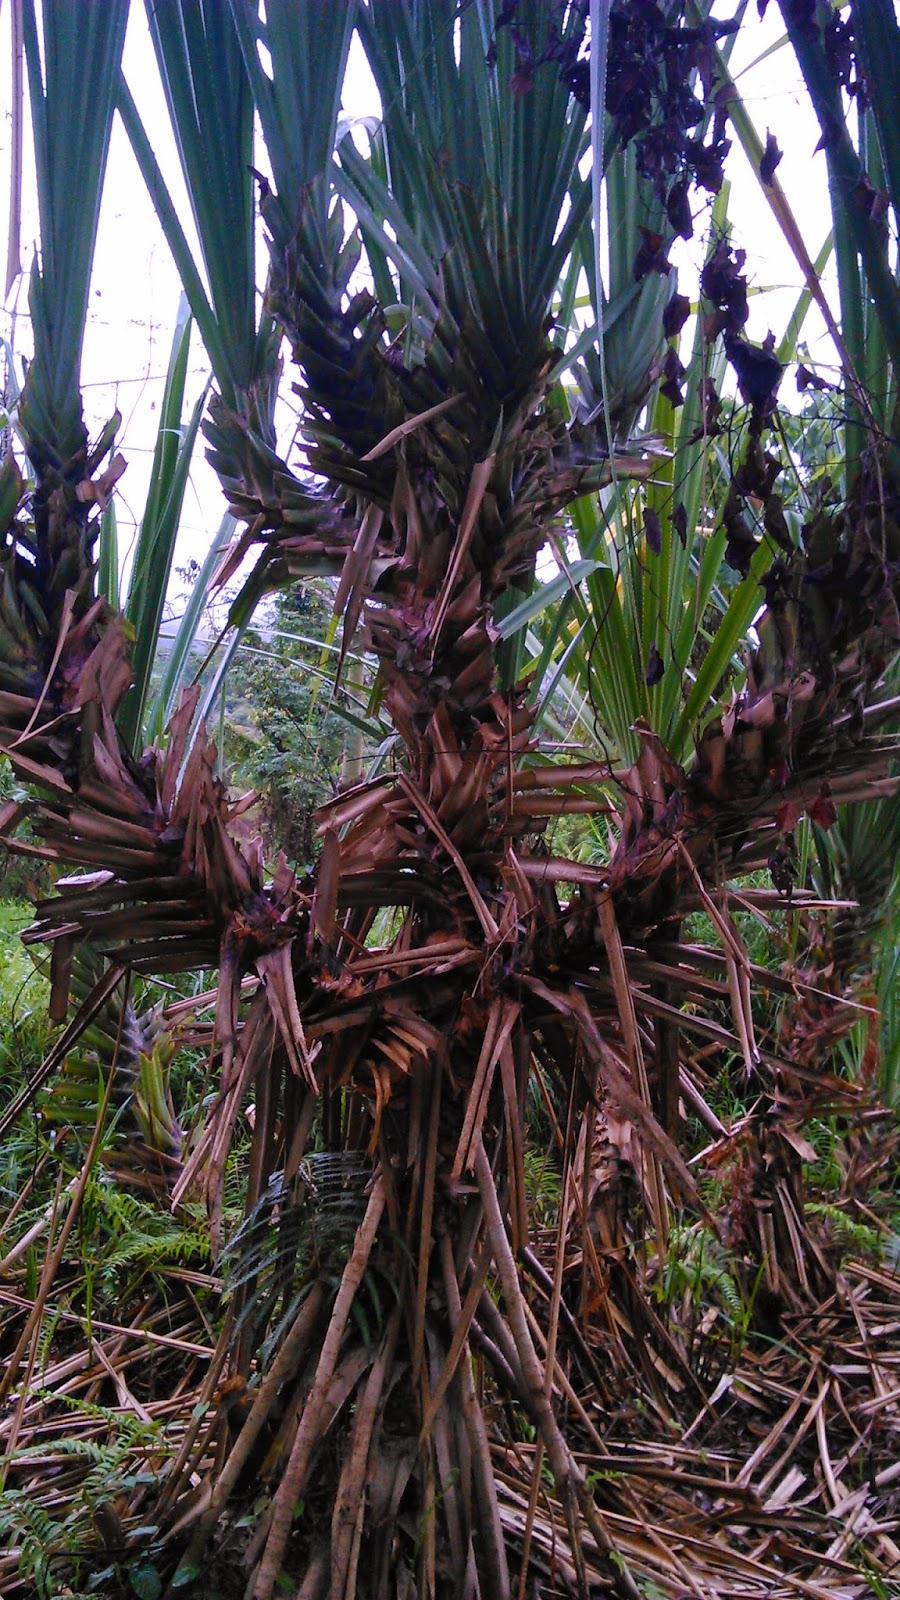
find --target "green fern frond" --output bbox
[806,1203,883,1259]
[222,1153,371,1346]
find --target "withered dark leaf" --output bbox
[724,528,757,575]
[643,506,663,555]
[775,799,801,834]
[687,376,723,441]
[768,837,797,896]
[633,227,670,282]
[722,485,757,575]
[663,292,691,340]
[852,175,889,224]
[685,132,730,194]
[645,644,665,686]
[734,442,782,500]
[824,11,856,95]
[700,238,749,333]
[700,376,722,424]
[666,178,694,239]
[760,130,783,185]
[761,557,788,607]
[807,783,837,829]
[659,346,685,407]
[671,502,688,547]
[563,58,590,108]
[796,362,831,393]
[764,493,792,552]
[724,334,784,414]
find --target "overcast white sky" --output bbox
[1,4,842,602]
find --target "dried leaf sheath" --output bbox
[3,3,900,1597]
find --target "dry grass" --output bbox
[0,1131,897,1599]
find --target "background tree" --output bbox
[225,581,380,868]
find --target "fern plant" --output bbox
[221,1153,373,1361]
[659,1222,744,1322]
[0,1403,164,1600]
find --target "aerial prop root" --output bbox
[249,1173,386,1600]
[473,1143,642,1600]
[170,1281,327,1573]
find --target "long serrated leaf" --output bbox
[119,300,210,753]
[20,0,129,468]
[669,535,775,761]
[116,75,229,393]
[145,514,237,746]
[98,497,119,610]
[142,0,261,397]
[227,0,355,230]
[496,561,605,640]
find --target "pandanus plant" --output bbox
[2,2,900,1596]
